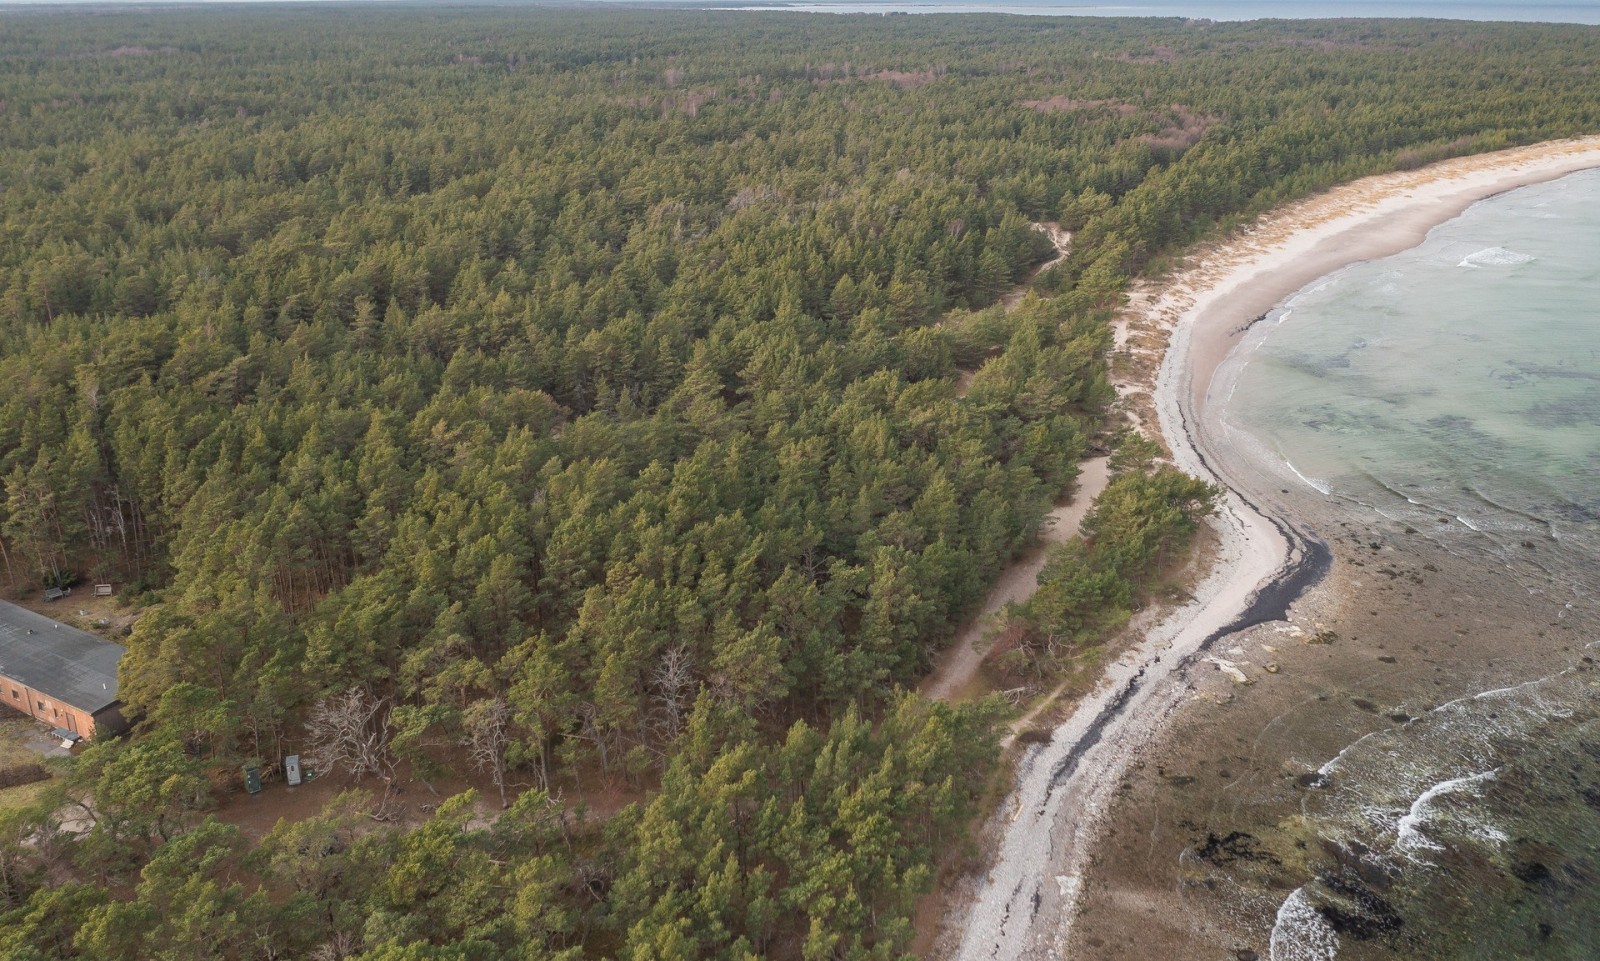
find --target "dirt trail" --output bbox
[955,224,1073,401]
[922,222,1090,703]
[1001,222,1073,310]
[921,456,1111,704]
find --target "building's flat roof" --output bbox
[0,599,124,715]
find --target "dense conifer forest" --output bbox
[1,6,1597,958]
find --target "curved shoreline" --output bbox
[946,134,1600,961]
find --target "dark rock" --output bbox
[1315,870,1405,941]
[1193,831,1280,867]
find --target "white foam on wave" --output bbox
[1470,675,1550,702]
[1305,672,1577,857]
[1455,515,1482,532]
[1284,458,1331,495]
[1269,887,1340,961]
[1457,246,1535,269]
[1316,729,1385,778]
[1393,769,1498,859]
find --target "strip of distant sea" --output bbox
[688,0,1600,23]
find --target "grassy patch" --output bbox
[0,779,52,812]
[0,716,55,812]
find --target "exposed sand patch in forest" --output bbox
[941,134,1600,961]
[1000,222,1072,311]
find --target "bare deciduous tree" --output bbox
[652,644,693,743]
[305,687,398,791]
[567,702,609,776]
[462,696,513,809]
[308,931,359,961]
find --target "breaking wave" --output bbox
[1456,246,1534,268]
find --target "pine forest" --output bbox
[1,7,1598,959]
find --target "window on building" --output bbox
[37,700,46,711]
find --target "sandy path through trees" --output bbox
[921,456,1111,703]
[922,221,1095,704]
[1000,223,1073,311]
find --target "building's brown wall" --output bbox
[1,675,98,737]
[92,704,128,737]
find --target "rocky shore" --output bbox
[1069,137,1600,959]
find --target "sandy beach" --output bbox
[942,134,1600,961]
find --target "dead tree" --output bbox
[566,702,610,779]
[305,687,398,793]
[462,696,513,809]
[652,644,693,744]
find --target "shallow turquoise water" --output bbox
[1230,168,1600,605]
[1228,170,1600,960]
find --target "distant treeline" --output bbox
[1,8,1597,960]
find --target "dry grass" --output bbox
[0,715,56,813]
[2,590,139,639]
[0,779,51,812]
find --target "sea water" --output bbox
[695,0,1600,24]
[1229,170,1600,609]
[1226,169,1600,959]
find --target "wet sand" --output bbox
[941,135,1600,961]
[1069,137,1600,958]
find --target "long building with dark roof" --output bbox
[0,599,127,739]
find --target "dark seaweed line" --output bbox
[1028,409,1333,822]
[1182,401,1332,655]
[995,359,1335,942]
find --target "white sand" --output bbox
[946,134,1600,961]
